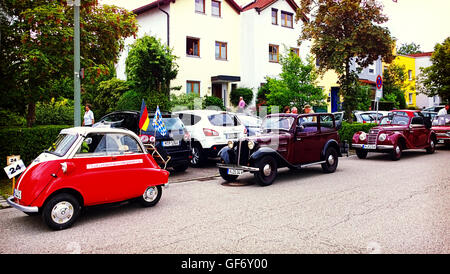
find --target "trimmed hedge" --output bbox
[0,125,71,169]
[338,122,377,145]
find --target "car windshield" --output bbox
[237,115,261,127]
[148,117,184,131]
[46,133,78,157]
[386,114,410,125]
[208,113,240,127]
[262,116,294,131]
[432,115,450,126]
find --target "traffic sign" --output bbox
[376,75,383,90]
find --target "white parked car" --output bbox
[174,110,247,167]
[353,110,390,123]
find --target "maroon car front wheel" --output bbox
[390,144,402,161]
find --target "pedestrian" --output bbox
[291,107,298,114]
[437,103,449,116]
[303,104,316,122]
[283,106,291,113]
[238,96,246,113]
[82,103,95,127]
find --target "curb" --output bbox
[0,196,10,209]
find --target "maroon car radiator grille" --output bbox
[367,129,380,145]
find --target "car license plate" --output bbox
[438,139,444,144]
[162,140,180,147]
[14,189,21,200]
[362,144,376,149]
[228,168,243,175]
[226,133,238,139]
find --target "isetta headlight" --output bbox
[227,140,234,149]
[248,141,255,150]
[378,133,387,142]
[359,132,367,141]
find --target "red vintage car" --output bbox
[7,127,169,230]
[431,114,450,147]
[352,110,437,160]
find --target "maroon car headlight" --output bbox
[378,133,387,142]
[359,132,367,141]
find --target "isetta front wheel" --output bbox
[42,193,81,230]
[139,185,162,207]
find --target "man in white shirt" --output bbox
[437,104,449,116]
[82,104,95,126]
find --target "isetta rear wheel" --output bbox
[254,156,278,186]
[42,193,81,230]
[139,185,162,207]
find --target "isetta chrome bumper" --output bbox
[6,196,39,213]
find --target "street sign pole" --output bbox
[73,0,81,127]
[375,75,383,124]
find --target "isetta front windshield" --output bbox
[46,133,78,157]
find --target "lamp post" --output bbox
[68,0,81,126]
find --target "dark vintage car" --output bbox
[94,111,191,171]
[217,113,346,186]
[431,114,450,147]
[352,110,437,160]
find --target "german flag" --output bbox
[139,99,150,131]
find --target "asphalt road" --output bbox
[1,147,449,254]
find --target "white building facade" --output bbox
[115,0,309,108]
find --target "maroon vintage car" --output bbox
[352,110,437,160]
[431,114,450,147]
[217,113,346,186]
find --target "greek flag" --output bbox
[152,105,167,136]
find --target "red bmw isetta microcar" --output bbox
[7,127,169,230]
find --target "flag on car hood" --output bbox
[139,99,150,131]
[152,105,167,136]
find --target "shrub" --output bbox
[0,110,26,127]
[116,90,142,111]
[170,93,203,111]
[338,122,377,145]
[93,78,130,118]
[0,125,71,173]
[203,96,225,111]
[230,87,254,107]
[35,98,77,125]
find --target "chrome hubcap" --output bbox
[143,186,158,202]
[191,148,199,164]
[51,201,74,224]
[395,146,401,154]
[263,164,272,176]
[327,154,335,166]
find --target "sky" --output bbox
[99,0,450,52]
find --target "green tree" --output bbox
[125,35,178,100]
[0,0,137,126]
[397,42,422,55]
[382,63,407,109]
[297,0,395,121]
[418,37,450,103]
[265,51,326,112]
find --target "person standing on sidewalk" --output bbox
[82,104,95,127]
[238,96,246,113]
